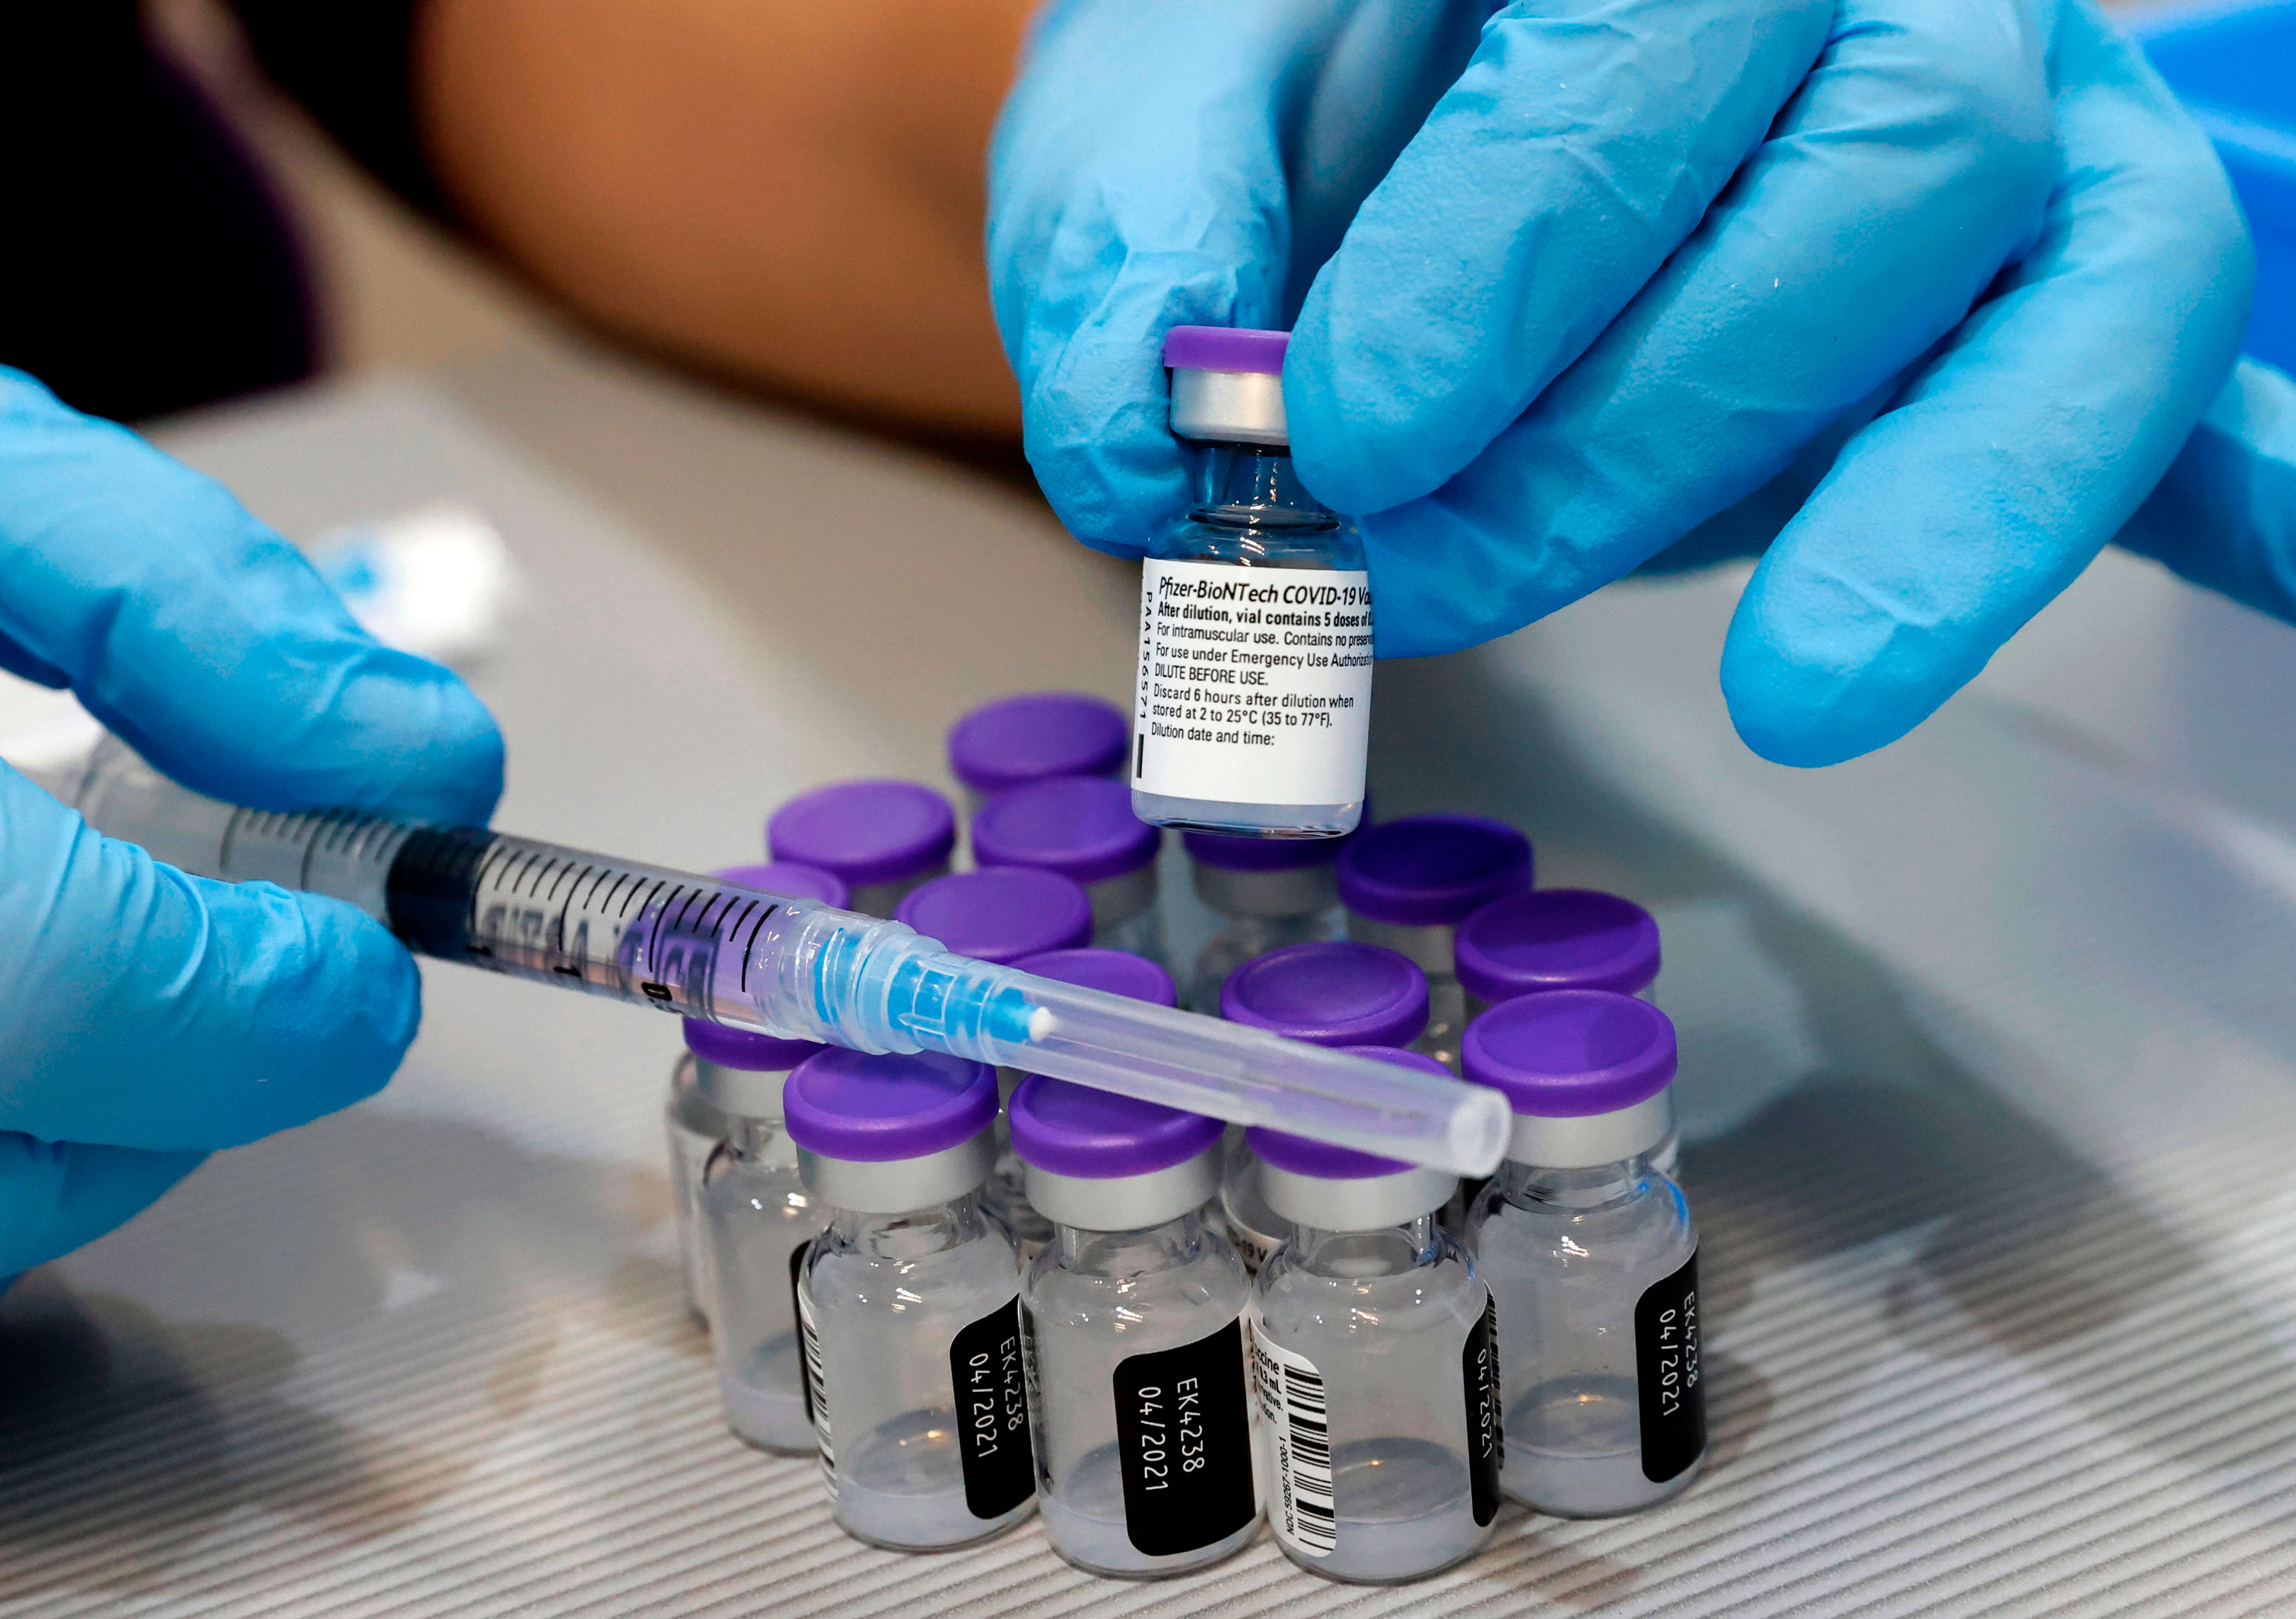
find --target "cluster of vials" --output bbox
[661,690,1705,1585]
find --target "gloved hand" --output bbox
[0,369,504,1282]
[990,0,2256,765]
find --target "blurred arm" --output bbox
[418,0,1030,436]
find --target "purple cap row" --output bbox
[947,692,1129,797]
[1455,888,1661,1002]
[1337,815,1533,927]
[973,776,1158,887]
[1007,946,1213,1184]
[1220,940,1429,1048]
[768,780,956,890]
[1463,991,1676,1119]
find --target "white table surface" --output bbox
[4,337,2294,1618]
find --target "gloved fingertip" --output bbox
[1717,595,1942,770]
[0,1137,207,1277]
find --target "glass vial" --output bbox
[1216,941,1431,1271]
[992,949,1181,1260]
[787,1048,1035,1551]
[767,780,956,918]
[1248,1050,1496,1583]
[1338,815,1532,1074]
[693,1020,830,1452]
[1181,830,1347,1013]
[1451,887,1672,1209]
[666,1049,731,1330]
[947,691,1130,819]
[1132,325,1369,839]
[972,776,1167,966]
[664,860,846,1328]
[1010,1075,1258,1577]
[1463,991,1704,1517]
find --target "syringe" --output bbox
[68,742,1509,1176]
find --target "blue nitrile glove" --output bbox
[0,369,505,1283]
[990,0,2256,766]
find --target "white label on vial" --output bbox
[797,1277,835,1489]
[1250,1320,1336,1558]
[1134,559,1372,807]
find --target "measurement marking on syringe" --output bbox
[512,850,552,897]
[737,902,776,993]
[549,865,597,961]
[648,887,693,973]
[624,877,664,923]
[466,842,514,915]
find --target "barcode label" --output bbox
[1251,1321,1336,1558]
[796,1273,835,1489]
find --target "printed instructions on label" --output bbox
[1251,1327,1337,1558]
[1134,559,1372,806]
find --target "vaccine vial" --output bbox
[893,867,1093,963]
[1249,1047,1497,1584]
[1454,888,1671,1197]
[1463,991,1703,1517]
[694,1018,830,1452]
[666,1052,731,1329]
[1339,815,1533,1072]
[993,947,1180,1259]
[788,1048,1036,1550]
[972,776,1166,965]
[1132,326,1370,840]
[1216,941,1431,1271]
[667,859,846,1327]
[1181,829,1347,1012]
[947,691,1130,818]
[767,779,957,918]
[1009,1074,1259,1576]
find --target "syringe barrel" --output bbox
[67,741,1511,1174]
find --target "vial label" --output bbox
[1224,1212,1278,1276]
[797,1277,835,1487]
[1135,560,1372,807]
[948,1296,1035,1519]
[1111,1316,1257,1557]
[1249,1323,1336,1559]
[1460,1293,1503,1527]
[788,1238,815,1423]
[1635,1249,1706,1483]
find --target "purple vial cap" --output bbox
[683,1017,822,1073]
[1014,947,1179,1008]
[894,867,1093,964]
[972,776,1160,886]
[1247,1046,1452,1178]
[1337,814,1533,927]
[1454,889,1661,1004]
[1008,1076,1223,1180]
[1219,940,1429,1048]
[766,780,956,889]
[1183,829,1343,872]
[712,859,850,911]
[947,692,1129,796]
[1162,326,1288,375]
[783,1046,997,1162]
[1166,323,1295,374]
[1461,990,1677,1118]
